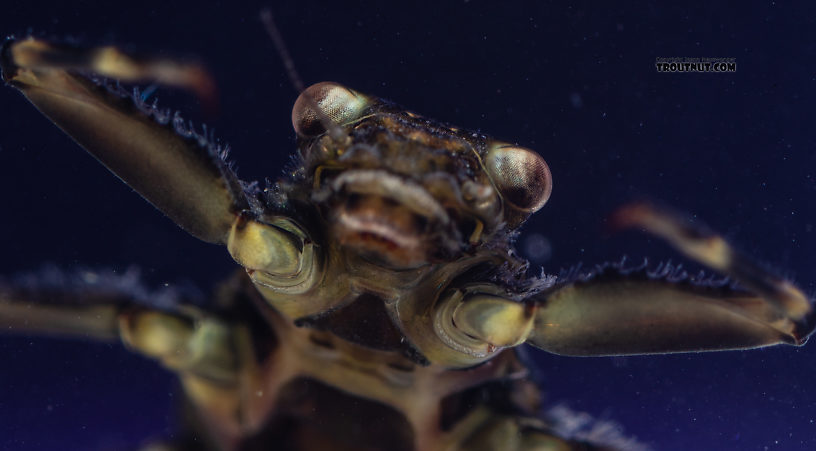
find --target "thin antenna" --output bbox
[260,9,346,141]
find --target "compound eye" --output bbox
[292,81,370,137]
[484,143,552,213]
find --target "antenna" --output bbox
[260,9,347,141]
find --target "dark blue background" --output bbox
[1,2,814,450]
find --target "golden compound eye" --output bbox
[484,143,552,213]
[292,82,370,137]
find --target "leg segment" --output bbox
[0,268,169,341]
[455,410,624,450]
[526,203,814,356]
[1,37,247,244]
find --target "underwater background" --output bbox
[1,2,814,450]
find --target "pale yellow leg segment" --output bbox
[8,38,216,105]
[119,309,251,418]
[525,203,814,356]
